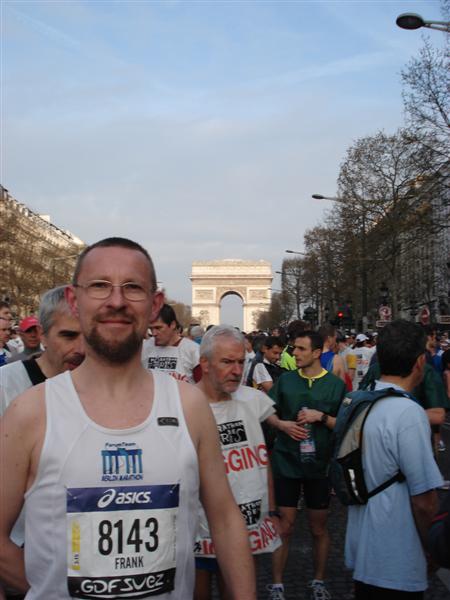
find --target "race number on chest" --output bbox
[66,484,179,599]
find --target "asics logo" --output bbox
[97,488,151,508]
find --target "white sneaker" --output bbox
[309,580,331,600]
[266,584,286,600]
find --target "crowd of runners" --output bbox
[1,237,450,600]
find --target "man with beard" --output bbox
[0,237,255,600]
[194,326,280,600]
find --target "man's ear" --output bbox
[149,291,164,323]
[413,353,426,380]
[65,285,79,318]
[199,355,210,376]
[313,348,322,361]
[416,353,426,370]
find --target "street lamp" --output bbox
[313,193,370,329]
[285,250,306,256]
[396,13,450,32]
[312,194,337,201]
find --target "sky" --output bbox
[1,0,446,327]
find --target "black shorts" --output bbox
[274,476,331,510]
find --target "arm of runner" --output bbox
[181,383,256,599]
[425,407,445,426]
[345,352,356,383]
[265,414,307,440]
[259,380,273,393]
[296,408,336,430]
[332,354,346,382]
[0,387,44,592]
[411,489,439,551]
[252,363,273,393]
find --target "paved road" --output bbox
[214,415,450,599]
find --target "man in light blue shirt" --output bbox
[345,320,443,599]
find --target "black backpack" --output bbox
[246,358,286,388]
[330,387,413,506]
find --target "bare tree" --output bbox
[256,293,287,330]
[337,129,446,319]
[401,1,449,171]
[279,257,305,320]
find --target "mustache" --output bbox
[94,310,135,323]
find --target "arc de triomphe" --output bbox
[190,259,272,332]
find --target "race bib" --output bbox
[66,484,179,599]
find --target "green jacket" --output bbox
[269,369,346,479]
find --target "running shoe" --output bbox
[309,580,331,600]
[438,440,446,452]
[266,584,285,600]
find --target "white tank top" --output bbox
[24,370,199,600]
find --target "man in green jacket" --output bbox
[266,330,346,600]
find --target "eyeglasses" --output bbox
[74,280,150,302]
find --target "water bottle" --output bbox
[299,407,316,462]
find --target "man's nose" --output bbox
[74,336,85,356]
[107,285,127,307]
[232,362,243,375]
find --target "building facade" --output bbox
[0,185,85,318]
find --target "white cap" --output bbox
[356,333,368,342]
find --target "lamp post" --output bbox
[313,193,370,330]
[379,284,389,307]
[409,297,418,322]
[396,13,450,33]
[278,257,304,319]
[285,250,307,256]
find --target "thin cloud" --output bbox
[7,5,81,50]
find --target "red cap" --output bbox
[19,316,39,332]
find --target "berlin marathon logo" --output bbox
[101,442,143,482]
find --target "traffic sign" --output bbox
[376,320,391,328]
[419,306,430,325]
[378,305,392,320]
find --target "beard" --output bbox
[85,319,142,364]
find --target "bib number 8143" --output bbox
[98,517,159,556]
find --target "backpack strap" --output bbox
[350,387,410,500]
[367,471,406,498]
[22,358,47,386]
[246,356,261,387]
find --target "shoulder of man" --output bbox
[179,337,200,355]
[233,385,275,421]
[2,381,46,430]
[0,358,27,378]
[0,360,33,414]
[323,369,346,386]
[178,380,212,424]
